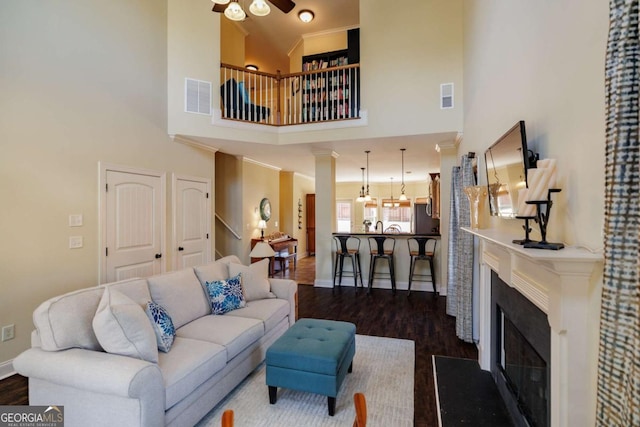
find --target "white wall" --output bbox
[0,0,216,364]
[461,1,608,249]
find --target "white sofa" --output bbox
[13,255,297,427]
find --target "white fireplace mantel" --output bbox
[462,227,603,427]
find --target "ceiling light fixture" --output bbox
[384,178,400,208]
[399,148,408,201]
[224,1,246,21]
[364,150,372,202]
[212,0,230,4]
[245,64,259,71]
[249,0,271,17]
[356,167,365,202]
[298,10,315,23]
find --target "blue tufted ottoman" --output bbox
[266,318,356,416]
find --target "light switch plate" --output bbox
[69,236,83,249]
[1,324,15,341]
[69,214,83,227]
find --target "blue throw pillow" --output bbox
[145,301,175,352]
[205,274,246,315]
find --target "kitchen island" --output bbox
[332,233,441,293]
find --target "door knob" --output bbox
[178,247,184,251]
[155,253,162,259]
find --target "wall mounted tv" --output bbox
[484,121,538,218]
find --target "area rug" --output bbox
[433,355,512,427]
[197,334,414,426]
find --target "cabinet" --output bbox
[306,194,315,255]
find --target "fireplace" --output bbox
[491,271,550,426]
[462,227,603,427]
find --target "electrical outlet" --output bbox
[2,324,15,341]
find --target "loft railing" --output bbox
[220,63,360,126]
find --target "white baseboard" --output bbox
[0,359,16,380]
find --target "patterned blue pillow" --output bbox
[145,301,175,352]
[205,274,246,315]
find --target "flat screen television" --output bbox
[484,121,537,218]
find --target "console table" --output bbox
[251,238,298,276]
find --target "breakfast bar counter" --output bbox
[331,233,441,293]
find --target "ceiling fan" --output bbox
[212,0,296,21]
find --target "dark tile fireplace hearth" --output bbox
[491,270,551,427]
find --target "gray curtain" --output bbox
[596,0,639,425]
[446,155,475,343]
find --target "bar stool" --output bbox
[367,236,396,294]
[332,235,364,292]
[407,237,437,296]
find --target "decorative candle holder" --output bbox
[523,189,564,250]
[513,216,536,245]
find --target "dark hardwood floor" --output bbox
[0,255,477,426]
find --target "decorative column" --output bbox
[312,150,338,286]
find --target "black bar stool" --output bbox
[407,237,437,296]
[332,235,364,292]
[367,236,396,294]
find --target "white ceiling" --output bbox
[208,0,456,184]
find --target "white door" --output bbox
[174,175,211,269]
[102,165,165,283]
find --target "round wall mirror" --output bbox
[259,198,271,221]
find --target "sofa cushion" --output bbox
[224,299,290,334]
[145,301,175,352]
[147,269,210,329]
[176,315,263,361]
[158,337,227,409]
[193,261,229,287]
[228,259,276,302]
[93,288,158,363]
[204,274,246,315]
[103,278,151,306]
[33,286,105,351]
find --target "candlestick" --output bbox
[526,168,552,201]
[517,188,536,217]
[536,159,558,188]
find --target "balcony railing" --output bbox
[220,63,360,126]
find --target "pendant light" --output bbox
[384,178,399,208]
[399,148,408,201]
[356,167,365,202]
[364,150,372,202]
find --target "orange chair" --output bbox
[221,409,233,427]
[353,393,367,427]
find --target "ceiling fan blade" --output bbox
[269,0,295,14]
[211,3,229,13]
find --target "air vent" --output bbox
[185,78,211,115]
[440,83,454,109]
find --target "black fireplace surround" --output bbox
[490,271,551,427]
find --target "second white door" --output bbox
[174,175,211,269]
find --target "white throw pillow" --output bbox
[228,259,276,302]
[93,288,158,363]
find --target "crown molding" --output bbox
[170,134,219,153]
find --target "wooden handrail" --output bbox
[220,63,361,81]
[215,213,242,240]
